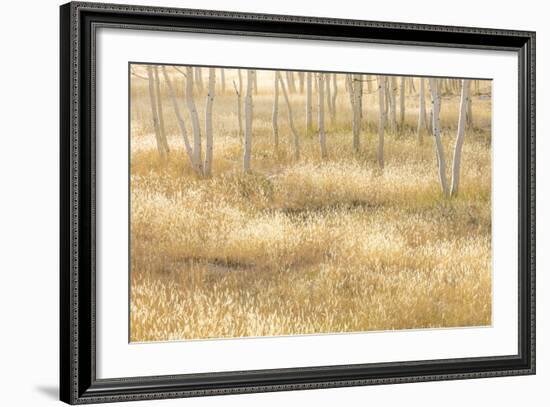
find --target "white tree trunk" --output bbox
[318,73,327,158]
[305,72,313,136]
[194,67,203,94]
[428,78,449,195]
[377,76,386,168]
[161,67,199,174]
[352,74,362,152]
[277,72,300,159]
[220,68,225,94]
[466,94,473,129]
[146,66,166,158]
[389,76,397,133]
[408,77,416,93]
[417,77,428,143]
[331,73,338,123]
[152,66,170,156]
[243,70,254,173]
[272,71,279,149]
[325,75,333,120]
[204,68,216,177]
[286,71,296,93]
[298,72,305,93]
[186,67,203,175]
[252,70,258,94]
[346,75,356,149]
[236,70,243,138]
[399,76,405,127]
[450,80,471,197]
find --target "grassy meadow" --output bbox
[129,66,492,342]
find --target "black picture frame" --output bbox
[60,1,536,404]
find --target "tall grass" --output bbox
[130,67,492,342]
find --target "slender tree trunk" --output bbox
[450,80,470,197]
[305,72,313,136]
[408,77,416,93]
[220,68,226,94]
[418,77,428,143]
[186,67,203,175]
[428,78,449,195]
[466,94,473,129]
[318,73,327,159]
[325,76,333,120]
[152,66,170,157]
[286,71,296,93]
[384,79,390,118]
[346,75,356,150]
[243,70,254,173]
[194,67,203,94]
[399,76,405,127]
[277,72,300,159]
[377,76,386,168]
[366,75,372,93]
[352,74,362,152]
[272,72,279,149]
[389,76,397,133]
[331,73,338,123]
[298,72,305,93]
[204,68,216,177]
[146,66,166,158]
[252,70,258,94]
[236,70,243,138]
[161,67,199,174]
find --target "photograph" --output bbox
[129,64,493,342]
[57,2,536,403]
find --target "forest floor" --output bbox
[129,72,492,342]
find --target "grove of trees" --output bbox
[134,65,479,198]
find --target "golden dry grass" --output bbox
[130,66,492,342]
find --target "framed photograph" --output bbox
[60,1,535,404]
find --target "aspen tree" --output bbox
[146,65,167,159]
[152,66,170,157]
[325,76,333,120]
[408,77,416,93]
[204,68,216,177]
[384,79,390,118]
[298,72,305,93]
[161,67,201,174]
[194,67,203,94]
[318,73,328,158]
[331,73,338,123]
[243,70,254,173]
[366,74,372,93]
[346,75,358,151]
[186,67,203,175]
[377,76,386,168]
[277,72,300,159]
[220,68,226,94]
[450,80,471,196]
[286,71,297,93]
[399,77,405,127]
[253,70,258,94]
[352,74,363,152]
[429,78,449,195]
[388,76,398,133]
[272,71,279,149]
[417,77,428,143]
[305,72,313,136]
[466,94,473,129]
[235,70,243,138]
